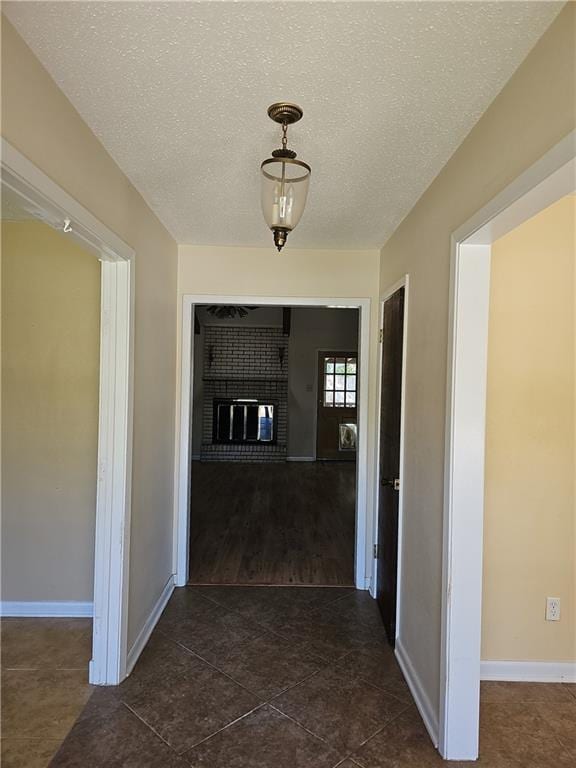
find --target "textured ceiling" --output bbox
[4,1,562,249]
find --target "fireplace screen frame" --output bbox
[212,398,278,446]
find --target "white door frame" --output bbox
[439,131,575,760]
[175,295,372,590]
[1,139,135,685]
[372,274,409,638]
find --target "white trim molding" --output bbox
[175,294,372,591]
[0,601,93,618]
[481,660,576,683]
[1,139,135,686]
[396,639,439,747]
[126,576,175,676]
[91,258,134,686]
[439,130,576,761]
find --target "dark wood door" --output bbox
[376,287,405,646]
[316,351,357,461]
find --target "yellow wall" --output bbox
[1,221,100,601]
[177,246,380,575]
[379,4,575,720]
[1,18,178,645]
[482,196,575,662]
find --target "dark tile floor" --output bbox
[4,588,576,767]
[0,617,93,767]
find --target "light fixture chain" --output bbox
[282,122,288,150]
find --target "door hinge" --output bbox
[379,328,383,343]
[373,543,381,559]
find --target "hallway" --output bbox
[189,462,356,585]
[47,587,575,767]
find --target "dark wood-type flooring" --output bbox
[188,462,356,585]
[20,586,576,768]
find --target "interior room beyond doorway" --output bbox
[188,305,360,586]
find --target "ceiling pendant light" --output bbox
[260,102,311,252]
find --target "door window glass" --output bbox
[323,355,357,407]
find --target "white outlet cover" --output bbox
[546,597,561,621]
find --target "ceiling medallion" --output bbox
[260,102,311,252]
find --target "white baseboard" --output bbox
[286,456,316,462]
[395,638,439,748]
[126,575,175,676]
[481,660,576,683]
[0,601,93,617]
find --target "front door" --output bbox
[376,287,405,646]
[316,351,357,461]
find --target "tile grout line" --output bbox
[266,655,413,765]
[155,630,272,704]
[180,702,267,755]
[168,631,339,710]
[121,701,179,753]
[342,705,414,765]
[266,701,345,754]
[265,665,327,704]
[170,592,299,642]
[269,695,410,766]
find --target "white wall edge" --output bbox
[481,660,576,683]
[126,576,175,676]
[0,601,94,617]
[396,638,439,748]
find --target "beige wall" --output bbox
[482,196,575,662]
[2,18,178,645]
[2,221,100,601]
[177,246,380,573]
[379,5,575,721]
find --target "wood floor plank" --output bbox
[189,462,356,586]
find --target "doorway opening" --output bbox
[187,305,358,586]
[440,132,575,760]
[0,140,134,686]
[175,296,372,591]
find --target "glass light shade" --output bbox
[260,158,310,233]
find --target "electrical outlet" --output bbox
[546,597,561,622]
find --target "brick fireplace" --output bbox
[200,325,288,462]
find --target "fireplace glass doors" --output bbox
[213,399,277,445]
